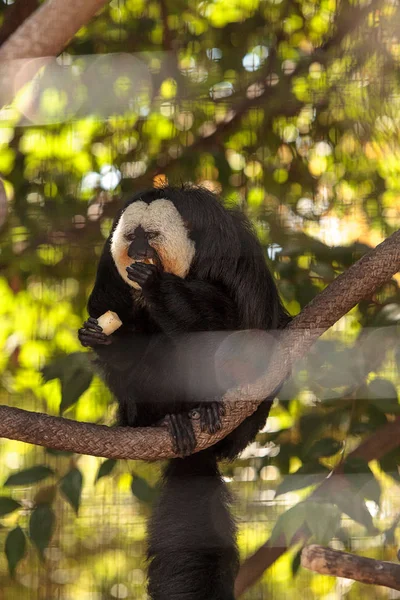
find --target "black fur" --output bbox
[79,185,290,600]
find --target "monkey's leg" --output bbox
[163,413,197,457]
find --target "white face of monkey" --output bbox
[110,199,196,289]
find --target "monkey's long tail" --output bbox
[147,450,239,600]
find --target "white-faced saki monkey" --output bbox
[79,185,290,600]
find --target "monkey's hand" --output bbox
[126,262,159,290]
[78,317,112,348]
[192,401,226,435]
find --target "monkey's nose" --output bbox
[127,240,148,259]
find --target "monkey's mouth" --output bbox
[129,255,163,271]
[130,258,155,265]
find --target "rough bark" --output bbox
[301,545,400,591]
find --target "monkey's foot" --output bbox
[197,401,226,435]
[164,413,196,457]
[78,317,112,347]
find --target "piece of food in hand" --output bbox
[97,311,122,335]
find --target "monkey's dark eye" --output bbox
[146,231,159,240]
[125,233,136,241]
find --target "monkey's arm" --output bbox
[151,277,236,333]
[127,263,237,334]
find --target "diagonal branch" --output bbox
[0,0,112,106]
[301,545,400,591]
[0,0,110,61]
[0,0,39,47]
[0,228,399,460]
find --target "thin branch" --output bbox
[234,415,400,597]
[159,0,173,51]
[0,228,399,460]
[301,545,400,591]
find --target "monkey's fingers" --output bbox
[78,328,112,347]
[165,413,196,457]
[199,401,225,435]
[83,317,103,332]
[126,263,158,286]
[126,265,147,285]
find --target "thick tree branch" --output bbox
[0,228,399,460]
[301,545,400,591]
[0,0,112,106]
[0,0,110,61]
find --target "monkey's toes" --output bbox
[199,401,225,435]
[165,413,196,457]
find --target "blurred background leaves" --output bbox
[0,0,399,597]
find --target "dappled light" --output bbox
[0,0,399,598]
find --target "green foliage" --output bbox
[28,504,55,560]
[5,526,26,577]
[95,459,118,483]
[291,547,302,577]
[303,438,343,461]
[0,0,399,595]
[59,468,84,514]
[131,474,158,505]
[275,462,329,496]
[42,352,94,414]
[271,501,341,546]
[4,466,54,487]
[0,498,22,517]
[329,484,377,534]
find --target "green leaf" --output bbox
[291,548,302,577]
[5,526,26,577]
[368,378,400,414]
[4,466,54,487]
[42,352,94,414]
[42,352,90,381]
[270,503,307,545]
[330,485,377,534]
[131,474,157,505]
[0,497,22,517]
[29,504,55,559]
[60,368,93,415]
[343,458,381,504]
[305,502,341,545]
[275,462,329,496]
[95,459,117,483]
[304,438,342,460]
[59,468,83,514]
